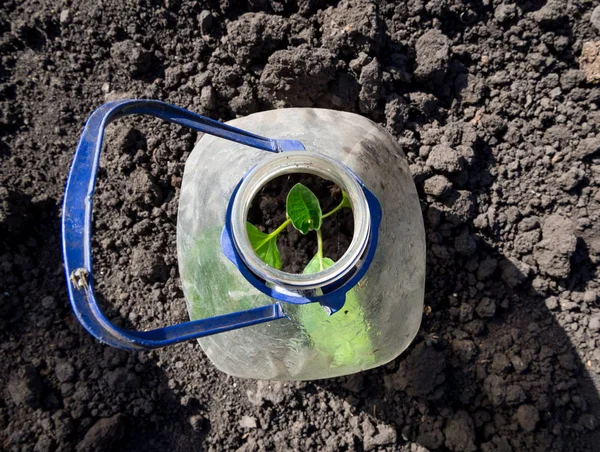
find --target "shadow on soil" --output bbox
[313,134,600,450]
[0,190,205,451]
[317,274,600,450]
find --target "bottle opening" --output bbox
[231,152,371,290]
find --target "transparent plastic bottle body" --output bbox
[177,108,425,380]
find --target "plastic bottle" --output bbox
[177,108,425,380]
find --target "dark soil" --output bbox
[1,0,600,451]
[247,174,354,273]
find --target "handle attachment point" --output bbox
[69,268,90,292]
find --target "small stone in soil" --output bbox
[8,365,43,408]
[591,6,600,31]
[580,41,600,83]
[516,405,539,432]
[75,414,125,452]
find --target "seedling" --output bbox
[247,181,374,368]
[246,182,350,273]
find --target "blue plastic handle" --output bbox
[61,99,305,350]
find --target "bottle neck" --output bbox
[230,152,371,291]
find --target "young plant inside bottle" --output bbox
[246,173,354,274]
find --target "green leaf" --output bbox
[298,254,375,368]
[183,227,272,321]
[246,222,282,270]
[340,190,351,209]
[303,255,335,274]
[286,183,322,234]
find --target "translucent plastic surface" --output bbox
[177,109,425,380]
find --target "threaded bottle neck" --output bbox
[230,152,371,290]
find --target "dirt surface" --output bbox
[1,0,600,451]
[247,174,353,273]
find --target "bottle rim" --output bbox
[230,151,371,290]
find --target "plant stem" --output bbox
[322,194,348,219]
[317,229,324,271]
[322,204,342,219]
[268,218,291,239]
